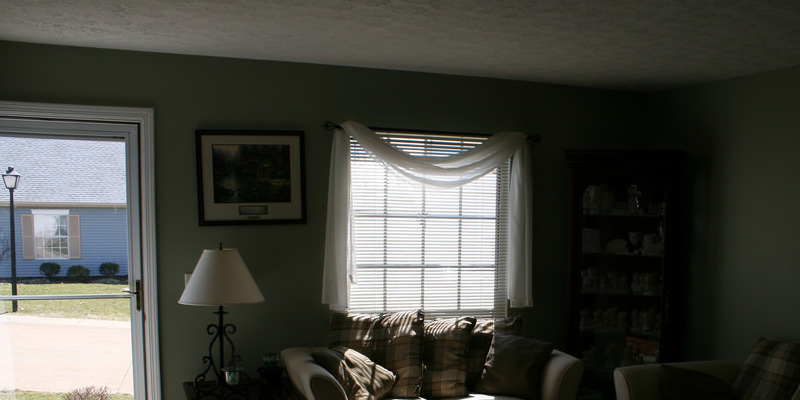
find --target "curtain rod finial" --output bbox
[323,121,342,131]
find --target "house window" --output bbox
[21,210,81,260]
[348,131,509,318]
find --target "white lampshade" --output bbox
[178,247,265,306]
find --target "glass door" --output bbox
[0,103,159,399]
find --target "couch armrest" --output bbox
[281,347,347,400]
[613,359,743,400]
[541,350,585,400]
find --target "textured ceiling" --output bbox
[2,0,800,92]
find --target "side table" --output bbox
[257,365,285,399]
[183,369,286,400]
[182,380,259,399]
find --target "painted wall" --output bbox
[0,40,647,399]
[647,65,800,360]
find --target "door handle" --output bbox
[122,279,142,311]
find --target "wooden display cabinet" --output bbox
[564,150,687,398]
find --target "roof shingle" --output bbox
[0,136,126,205]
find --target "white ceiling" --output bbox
[2,0,800,92]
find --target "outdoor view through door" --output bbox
[0,104,158,400]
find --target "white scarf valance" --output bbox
[322,121,534,310]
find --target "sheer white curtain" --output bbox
[322,121,534,310]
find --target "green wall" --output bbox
[0,41,647,398]
[5,39,799,399]
[648,65,800,360]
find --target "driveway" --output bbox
[0,313,133,395]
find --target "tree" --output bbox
[0,227,10,266]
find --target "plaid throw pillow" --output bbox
[422,316,477,398]
[732,337,800,400]
[465,315,522,390]
[312,346,397,400]
[328,310,424,398]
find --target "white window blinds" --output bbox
[348,132,509,318]
[322,121,534,314]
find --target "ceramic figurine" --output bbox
[627,184,643,214]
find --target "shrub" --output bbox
[66,265,90,281]
[99,262,120,277]
[39,262,61,277]
[63,386,110,400]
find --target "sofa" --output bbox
[613,337,800,400]
[613,359,742,400]
[282,310,585,400]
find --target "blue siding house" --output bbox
[0,136,128,278]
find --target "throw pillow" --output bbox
[731,337,800,400]
[474,332,554,400]
[422,316,477,398]
[328,310,424,398]
[312,346,397,400]
[659,365,736,400]
[465,315,522,390]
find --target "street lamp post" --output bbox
[3,166,21,312]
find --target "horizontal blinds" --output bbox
[349,131,509,318]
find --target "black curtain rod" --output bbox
[323,121,342,130]
[322,121,541,142]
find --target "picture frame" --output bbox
[196,130,306,225]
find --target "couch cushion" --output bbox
[328,310,424,398]
[466,315,522,390]
[731,337,800,400]
[422,316,477,398]
[659,365,736,400]
[475,332,553,400]
[312,346,396,400]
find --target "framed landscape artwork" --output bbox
[196,130,306,225]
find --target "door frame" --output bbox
[0,100,161,399]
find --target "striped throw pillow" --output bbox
[422,316,477,398]
[328,310,424,398]
[312,346,397,400]
[732,337,800,400]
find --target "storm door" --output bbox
[0,101,159,400]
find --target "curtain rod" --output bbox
[322,121,541,142]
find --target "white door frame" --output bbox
[0,100,161,400]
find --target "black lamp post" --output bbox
[3,166,20,312]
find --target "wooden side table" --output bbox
[183,366,288,399]
[182,380,254,399]
[257,365,285,399]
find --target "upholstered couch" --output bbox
[613,359,743,400]
[282,310,584,400]
[614,337,800,400]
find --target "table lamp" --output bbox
[179,244,265,395]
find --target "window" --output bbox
[348,131,509,318]
[21,210,81,260]
[33,210,72,259]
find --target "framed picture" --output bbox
[196,130,306,225]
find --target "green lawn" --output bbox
[0,282,130,321]
[0,390,133,400]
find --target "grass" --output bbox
[0,390,133,400]
[0,282,130,321]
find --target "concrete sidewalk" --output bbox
[0,313,133,395]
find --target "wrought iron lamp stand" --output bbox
[191,306,249,399]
